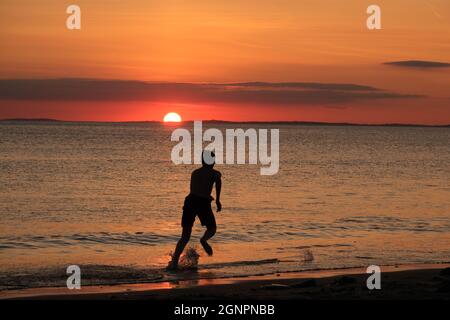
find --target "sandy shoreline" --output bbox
[2,263,450,300]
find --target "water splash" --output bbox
[179,247,200,269]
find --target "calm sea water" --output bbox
[0,121,449,289]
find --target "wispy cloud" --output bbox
[0,78,423,105]
[424,1,442,19]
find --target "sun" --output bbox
[163,112,182,123]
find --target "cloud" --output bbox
[217,82,381,91]
[0,78,423,105]
[384,60,450,68]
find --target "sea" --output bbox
[0,120,449,290]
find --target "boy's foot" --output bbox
[166,260,178,271]
[200,239,213,256]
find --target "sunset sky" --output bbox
[0,0,449,124]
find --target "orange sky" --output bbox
[0,0,449,124]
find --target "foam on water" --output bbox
[179,247,200,270]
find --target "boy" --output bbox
[167,150,222,270]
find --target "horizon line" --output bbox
[1,118,449,128]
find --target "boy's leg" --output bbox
[200,226,216,256]
[169,226,192,269]
[199,202,217,256]
[169,195,195,270]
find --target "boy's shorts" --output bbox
[181,194,216,229]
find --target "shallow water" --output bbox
[0,121,449,289]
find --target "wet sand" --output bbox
[2,264,450,300]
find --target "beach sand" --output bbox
[2,264,450,300]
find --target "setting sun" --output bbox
[163,112,182,123]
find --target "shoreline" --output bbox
[2,263,450,300]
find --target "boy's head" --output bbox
[202,150,215,167]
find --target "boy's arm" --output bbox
[215,172,222,212]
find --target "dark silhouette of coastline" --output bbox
[1,118,62,122]
[0,118,449,128]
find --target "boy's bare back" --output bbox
[190,167,221,200]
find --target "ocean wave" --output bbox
[0,257,283,291]
[0,232,187,250]
[1,215,448,251]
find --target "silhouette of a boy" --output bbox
[167,150,222,270]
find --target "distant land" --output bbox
[0,118,449,127]
[1,118,62,122]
